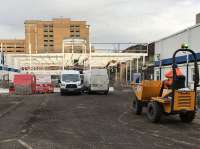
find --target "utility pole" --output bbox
[1,42,3,76]
[89,43,92,71]
[62,41,65,71]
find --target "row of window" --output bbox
[44,29,53,32]
[1,50,25,52]
[43,24,53,28]
[70,35,80,38]
[43,24,80,27]
[44,35,54,37]
[155,68,196,81]
[70,25,80,28]
[44,44,54,47]
[70,30,80,33]
[44,40,54,42]
[1,46,25,48]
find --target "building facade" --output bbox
[24,18,90,54]
[0,39,25,53]
[154,23,200,87]
[0,18,90,54]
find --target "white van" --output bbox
[83,69,109,94]
[59,70,83,95]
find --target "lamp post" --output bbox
[157,54,161,80]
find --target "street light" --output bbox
[157,54,161,80]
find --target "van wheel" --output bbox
[147,102,162,123]
[104,90,109,95]
[60,91,65,96]
[132,94,142,115]
[88,88,92,94]
[179,111,195,123]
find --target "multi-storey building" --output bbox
[0,18,90,54]
[24,18,90,53]
[0,39,25,53]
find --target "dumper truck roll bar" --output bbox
[172,48,199,111]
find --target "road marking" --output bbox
[122,89,132,92]
[0,101,23,119]
[0,139,16,144]
[18,139,33,149]
[118,111,129,125]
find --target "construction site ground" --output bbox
[0,90,200,149]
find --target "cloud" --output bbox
[0,0,199,43]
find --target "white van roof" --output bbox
[83,69,107,75]
[61,70,80,75]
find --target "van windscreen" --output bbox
[62,74,80,82]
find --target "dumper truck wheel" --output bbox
[179,111,195,123]
[132,95,142,115]
[147,102,162,123]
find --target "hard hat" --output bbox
[165,67,183,78]
[181,43,189,49]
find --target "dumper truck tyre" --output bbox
[132,95,142,115]
[147,102,162,123]
[179,111,195,123]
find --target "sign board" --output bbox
[133,73,141,83]
[36,74,51,84]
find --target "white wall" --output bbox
[155,24,200,60]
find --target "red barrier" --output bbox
[35,74,54,94]
[36,84,54,93]
[13,74,36,95]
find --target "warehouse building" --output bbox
[154,22,200,87]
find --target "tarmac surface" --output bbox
[0,90,200,149]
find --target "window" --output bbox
[191,68,195,82]
[156,70,160,80]
[70,35,74,37]
[16,50,24,52]
[44,44,48,47]
[43,24,48,27]
[44,35,48,37]
[44,40,48,42]
[49,35,54,37]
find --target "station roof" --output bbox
[6,52,147,74]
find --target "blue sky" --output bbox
[0,0,200,43]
